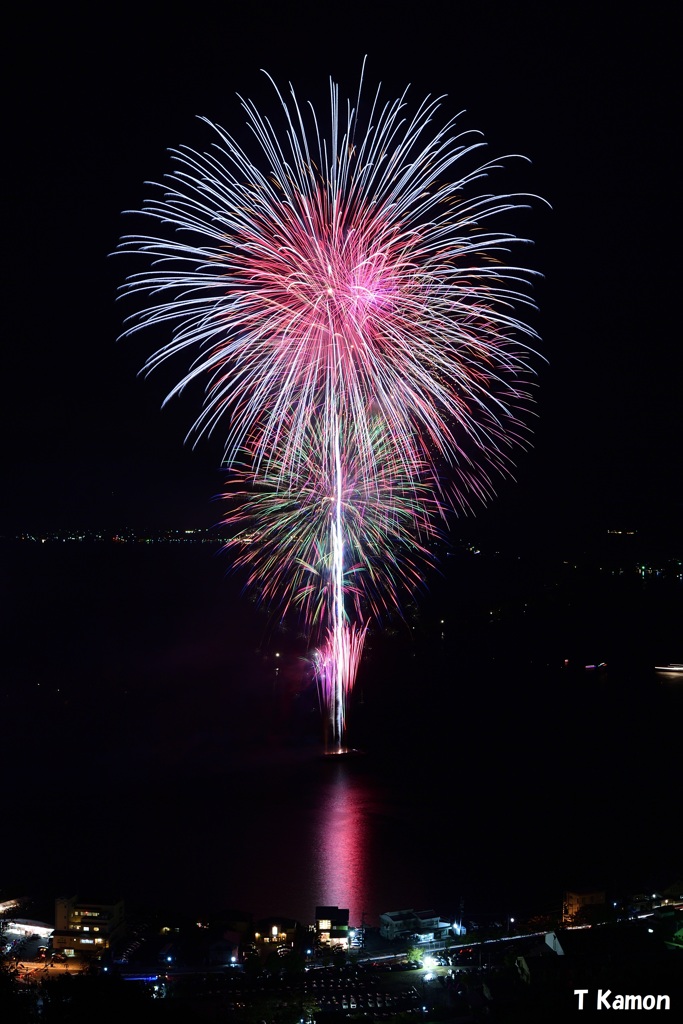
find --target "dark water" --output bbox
[2,540,681,926]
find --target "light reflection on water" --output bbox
[7,543,682,926]
[309,761,370,926]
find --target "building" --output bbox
[314,906,350,949]
[253,916,298,948]
[1,898,53,942]
[562,890,605,924]
[53,895,125,955]
[657,880,683,907]
[379,909,451,943]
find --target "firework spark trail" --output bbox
[331,410,345,745]
[119,68,544,748]
[313,623,367,753]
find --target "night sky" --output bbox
[2,4,682,943]
[4,4,680,547]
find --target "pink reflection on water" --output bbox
[311,761,369,927]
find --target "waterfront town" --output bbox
[2,885,682,1020]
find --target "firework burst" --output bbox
[223,413,443,628]
[119,69,542,502]
[118,68,543,749]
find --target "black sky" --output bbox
[4,3,680,550]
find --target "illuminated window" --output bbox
[318,919,331,931]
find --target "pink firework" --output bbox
[119,68,544,749]
[119,69,542,506]
[313,623,367,754]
